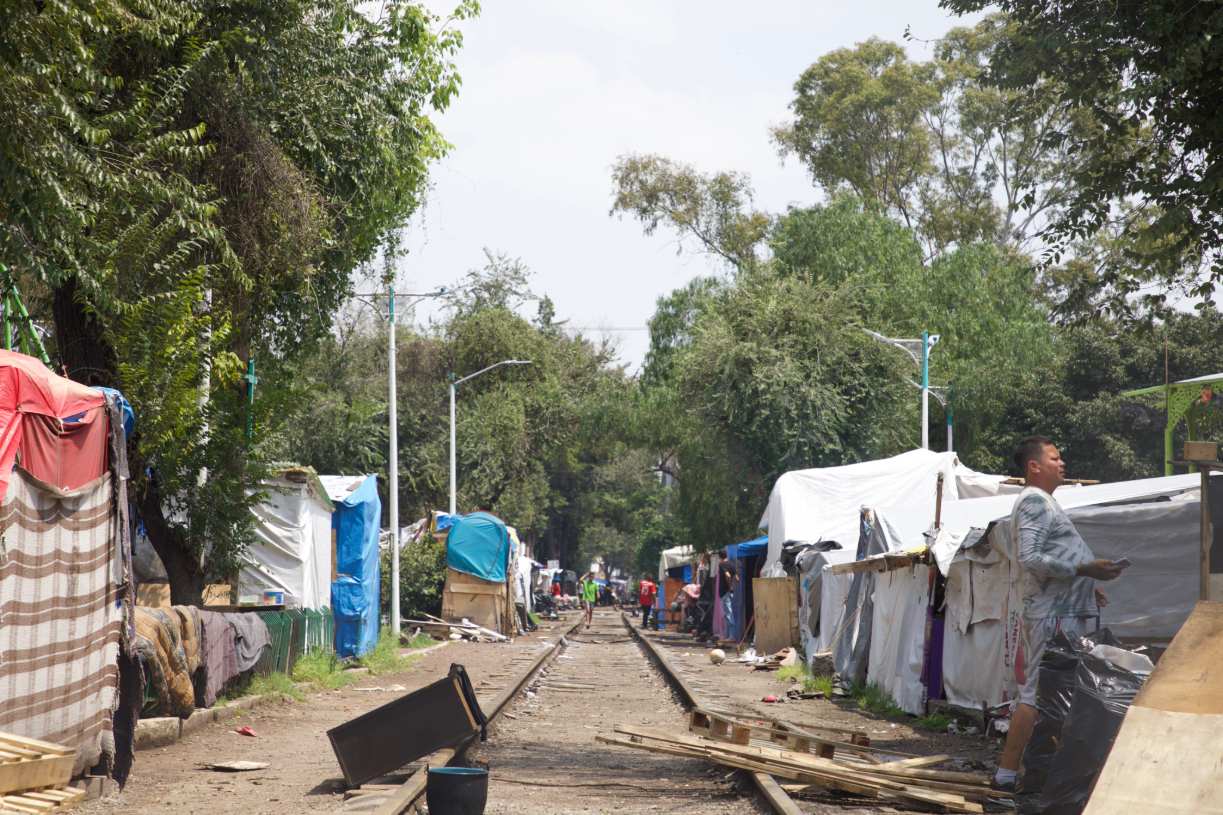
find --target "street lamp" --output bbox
[450,360,533,514]
[356,285,448,637]
[862,328,941,450]
[908,380,953,452]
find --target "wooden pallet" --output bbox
[0,785,85,814]
[690,708,881,761]
[0,733,74,800]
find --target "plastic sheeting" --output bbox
[797,547,854,657]
[832,508,908,684]
[759,449,963,569]
[324,474,381,660]
[658,544,695,585]
[241,474,334,608]
[445,512,509,583]
[868,565,933,715]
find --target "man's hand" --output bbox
[1077,559,1127,581]
[1095,586,1110,607]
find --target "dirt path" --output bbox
[82,621,573,815]
[470,609,767,815]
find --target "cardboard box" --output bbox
[136,583,171,607]
[1185,441,1219,462]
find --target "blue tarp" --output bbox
[435,513,462,532]
[736,535,768,558]
[445,511,509,583]
[330,475,381,660]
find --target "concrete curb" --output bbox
[135,691,289,750]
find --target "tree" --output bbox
[0,0,479,603]
[941,0,1223,312]
[772,19,1092,259]
[610,153,772,269]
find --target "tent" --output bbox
[849,473,1205,714]
[441,512,513,634]
[758,449,1019,570]
[319,475,381,660]
[0,352,136,777]
[240,468,334,608]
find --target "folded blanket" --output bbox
[196,610,240,708]
[133,607,195,718]
[223,612,271,673]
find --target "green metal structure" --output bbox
[1122,372,1223,475]
[0,264,51,367]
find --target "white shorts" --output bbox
[583,600,594,611]
[1017,616,1094,707]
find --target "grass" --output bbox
[292,648,358,691]
[848,681,906,718]
[401,633,437,650]
[810,674,835,699]
[916,711,955,732]
[775,663,811,684]
[356,627,422,675]
[245,670,306,702]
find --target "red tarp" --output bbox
[0,350,107,501]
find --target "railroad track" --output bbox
[340,615,584,815]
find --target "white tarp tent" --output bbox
[239,470,334,608]
[758,449,1020,570]
[659,544,695,585]
[865,473,1202,713]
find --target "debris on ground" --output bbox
[598,707,1002,814]
[201,761,269,772]
[753,647,799,671]
[232,727,258,738]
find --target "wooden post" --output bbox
[934,472,945,529]
[1202,467,1212,602]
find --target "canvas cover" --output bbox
[241,474,334,608]
[445,511,509,583]
[868,564,933,715]
[0,467,123,775]
[0,350,106,505]
[760,449,972,569]
[658,544,695,585]
[322,474,381,660]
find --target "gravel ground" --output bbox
[81,620,574,815]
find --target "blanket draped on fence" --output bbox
[0,467,122,776]
[133,606,199,718]
[196,610,240,708]
[223,612,271,672]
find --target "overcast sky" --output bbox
[394,1,983,373]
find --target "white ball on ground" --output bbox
[709,648,726,664]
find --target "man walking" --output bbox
[991,436,1127,793]
[638,577,657,629]
[579,573,598,629]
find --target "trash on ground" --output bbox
[233,727,259,738]
[203,761,270,772]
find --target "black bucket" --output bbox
[426,767,489,815]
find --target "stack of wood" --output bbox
[401,614,508,643]
[0,733,86,814]
[598,709,1006,814]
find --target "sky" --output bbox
[394,0,984,373]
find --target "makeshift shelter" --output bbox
[1122,371,1223,475]
[442,511,512,634]
[319,475,381,660]
[758,449,1018,570]
[240,468,334,609]
[0,351,136,778]
[843,473,1206,715]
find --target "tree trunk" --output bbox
[52,276,112,383]
[135,481,207,607]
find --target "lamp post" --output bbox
[862,328,941,450]
[449,360,533,514]
[356,285,447,637]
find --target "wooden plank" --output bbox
[751,772,806,815]
[371,748,455,815]
[753,578,793,654]
[446,583,506,596]
[0,757,74,798]
[871,754,953,769]
[1132,601,1223,715]
[1081,706,1223,815]
[0,736,70,758]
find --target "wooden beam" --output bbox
[752,772,806,815]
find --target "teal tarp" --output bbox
[445,511,509,583]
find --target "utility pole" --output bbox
[449,360,533,514]
[356,286,447,638]
[862,329,941,450]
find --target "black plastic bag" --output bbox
[1039,651,1145,815]
[1015,629,1122,815]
